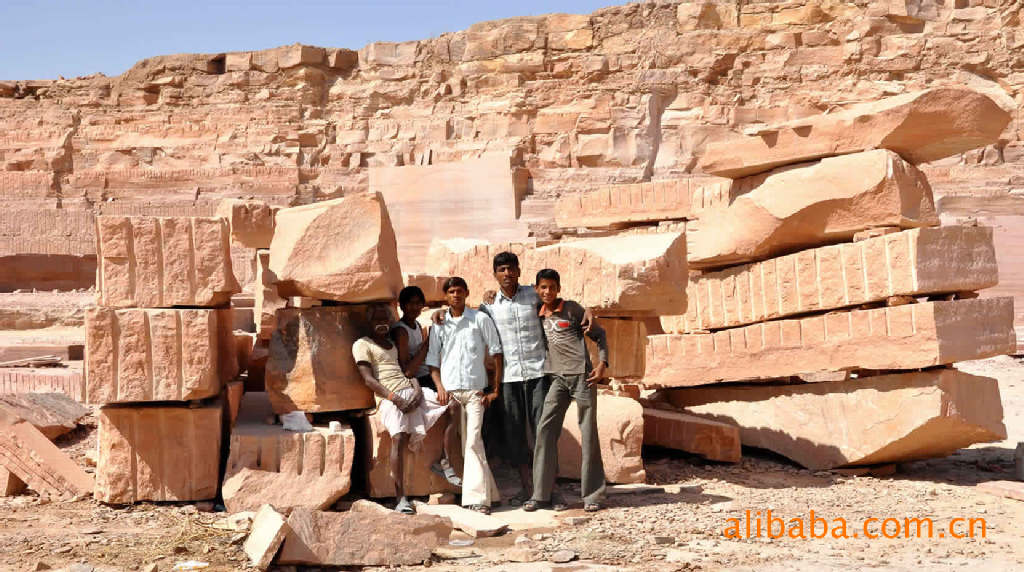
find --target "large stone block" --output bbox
[688,150,939,270]
[222,394,356,513]
[216,199,276,249]
[268,192,403,303]
[554,178,733,230]
[0,409,93,500]
[642,404,741,463]
[278,502,452,566]
[426,231,687,316]
[96,215,240,308]
[265,307,375,414]
[586,317,660,380]
[254,250,286,340]
[95,403,222,504]
[85,308,237,405]
[646,297,1015,388]
[364,408,460,498]
[668,368,1007,469]
[368,154,530,273]
[663,225,999,333]
[698,88,1012,178]
[557,393,645,484]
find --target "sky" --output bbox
[0,0,617,80]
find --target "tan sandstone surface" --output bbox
[667,367,1007,470]
[645,297,1016,387]
[662,225,999,333]
[687,149,940,269]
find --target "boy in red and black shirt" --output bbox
[524,268,609,512]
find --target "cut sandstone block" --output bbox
[426,232,687,315]
[0,409,94,500]
[365,408,460,498]
[96,215,240,307]
[687,149,939,270]
[244,504,288,571]
[554,178,733,230]
[217,199,277,249]
[558,394,645,484]
[662,225,998,333]
[642,405,741,463]
[278,502,452,566]
[85,308,237,404]
[668,368,1007,469]
[0,393,88,440]
[266,306,376,414]
[222,401,356,513]
[587,317,660,380]
[269,192,403,303]
[255,250,286,340]
[95,403,222,503]
[698,88,1012,178]
[645,297,1015,388]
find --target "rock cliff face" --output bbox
[1,0,1022,305]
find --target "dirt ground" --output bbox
[2,356,1023,572]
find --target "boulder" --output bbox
[268,192,403,303]
[85,308,237,404]
[222,395,356,513]
[663,225,999,333]
[427,231,687,315]
[688,149,939,270]
[277,502,452,566]
[265,306,376,414]
[558,393,645,484]
[95,403,222,503]
[698,88,1012,178]
[668,368,1006,469]
[216,199,276,249]
[0,393,88,440]
[646,297,1016,387]
[96,215,240,308]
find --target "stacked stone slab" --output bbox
[88,214,240,503]
[643,89,1013,470]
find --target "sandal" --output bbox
[508,489,531,507]
[395,496,414,514]
[551,494,568,512]
[469,504,491,515]
[584,502,602,513]
[431,460,463,487]
[522,499,548,512]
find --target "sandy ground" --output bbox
[2,356,1023,571]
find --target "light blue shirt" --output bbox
[480,285,546,383]
[425,308,503,392]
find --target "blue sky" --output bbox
[0,0,616,80]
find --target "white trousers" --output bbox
[449,390,500,507]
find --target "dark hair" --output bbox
[493,251,520,272]
[442,276,469,293]
[535,268,560,286]
[366,303,392,321]
[398,286,426,306]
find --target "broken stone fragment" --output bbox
[216,199,276,249]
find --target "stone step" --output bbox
[85,308,237,405]
[666,368,1006,470]
[663,225,999,334]
[95,402,222,504]
[687,149,939,270]
[646,297,1015,388]
[96,215,240,308]
[698,88,1010,178]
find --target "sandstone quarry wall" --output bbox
[1,0,1022,308]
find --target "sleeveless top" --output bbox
[392,320,430,378]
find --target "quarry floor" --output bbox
[1,355,1023,572]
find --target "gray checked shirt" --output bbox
[425,308,503,392]
[479,285,546,383]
